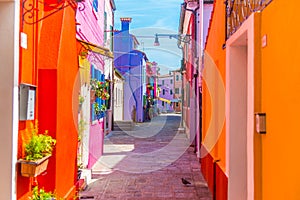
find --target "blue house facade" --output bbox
[114,18,148,122]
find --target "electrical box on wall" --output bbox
[255,113,266,134]
[19,83,36,121]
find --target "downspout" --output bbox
[178,3,186,131]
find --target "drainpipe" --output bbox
[178,3,186,132]
[213,159,221,200]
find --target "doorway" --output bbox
[226,13,260,200]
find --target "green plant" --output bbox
[30,186,55,200]
[94,103,107,115]
[78,119,87,142]
[24,121,56,161]
[79,95,85,104]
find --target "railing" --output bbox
[225,0,273,40]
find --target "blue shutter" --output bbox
[93,0,98,12]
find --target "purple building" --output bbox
[157,73,174,113]
[114,18,148,122]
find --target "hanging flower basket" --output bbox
[90,79,110,101]
[17,121,56,177]
[18,155,51,177]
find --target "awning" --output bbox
[171,99,180,103]
[78,39,114,58]
[157,97,171,104]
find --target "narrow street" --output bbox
[79,114,212,200]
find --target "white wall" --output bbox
[0,0,19,199]
[113,72,124,121]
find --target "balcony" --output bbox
[226,0,273,40]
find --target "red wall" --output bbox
[201,147,228,200]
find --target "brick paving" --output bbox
[79,113,212,200]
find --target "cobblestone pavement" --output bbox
[79,113,212,200]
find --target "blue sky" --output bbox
[114,0,183,74]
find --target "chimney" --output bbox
[120,17,132,33]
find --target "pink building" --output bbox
[76,0,114,170]
[179,0,213,151]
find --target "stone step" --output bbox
[113,120,135,131]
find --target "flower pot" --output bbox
[90,90,96,103]
[78,103,83,113]
[18,155,51,177]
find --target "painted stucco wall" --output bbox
[203,4,214,47]
[172,70,182,112]
[113,70,124,121]
[37,4,78,198]
[17,1,78,198]
[123,58,144,122]
[260,0,300,199]
[76,0,105,169]
[114,19,145,122]
[203,0,300,199]
[157,75,174,112]
[202,0,227,199]
[76,0,104,46]
[103,0,115,133]
[0,1,19,199]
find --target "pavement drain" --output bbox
[79,195,95,199]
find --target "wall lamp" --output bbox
[153,33,191,46]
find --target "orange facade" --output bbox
[203,0,300,199]
[260,0,300,199]
[201,0,227,199]
[18,0,79,198]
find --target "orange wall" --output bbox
[37,4,78,198]
[260,0,300,199]
[203,0,300,199]
[202,0,227,199]
[17,0,39,198]
[17,2,78,199]
[203,0,226,172]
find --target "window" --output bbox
[170,89,173,95]
[162,101,164,106]
[162,80,165,85]
[175,88,179,94]
[170,79,173,84]
[163,89,165,95]
[176,75,179,81]
[91,65,105,121]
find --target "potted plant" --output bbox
[78,95,85,112]
[18,121,56,177]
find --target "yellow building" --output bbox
[202,0,300,199]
